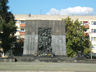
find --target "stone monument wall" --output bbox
[23,20,66,56]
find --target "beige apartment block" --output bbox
[14,15,96,54]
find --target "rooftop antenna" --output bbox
[28,13,31,17]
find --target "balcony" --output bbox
[19,32,25,35]
[20,24,26,27]
[83,21,88,24]
[84,24,89,29]
[84,33,89,36]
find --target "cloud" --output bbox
[46,6,94,15]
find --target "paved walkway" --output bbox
[0,71,75,72]
[0,62,96,72]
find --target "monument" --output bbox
[23,20,66,56]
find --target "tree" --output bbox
[65,17,91,57]
[13,38,24,56]
[0,0,16,56]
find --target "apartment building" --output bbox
[15,20,25,38]
[14,15,96,54]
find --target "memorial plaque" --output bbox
[38,28,52,54]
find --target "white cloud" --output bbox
[46,6,94,15]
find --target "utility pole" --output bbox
[90,45,93,60]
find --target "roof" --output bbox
[14,14,96,21]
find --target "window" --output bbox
[91,37,96,41]
[21,21,25,24]
[91,37,94,41]
[95,37,96,41]
[91,29,94,33]
[92,21,96,25]
[94,29,96,33]
[91,29,96,33]
[21,28,24,31]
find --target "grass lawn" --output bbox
[0,62,96,72]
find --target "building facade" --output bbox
[14,15,96,54]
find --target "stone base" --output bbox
[0,57,16,62]
[14,55,69,62]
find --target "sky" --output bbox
[8,0,96,15]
